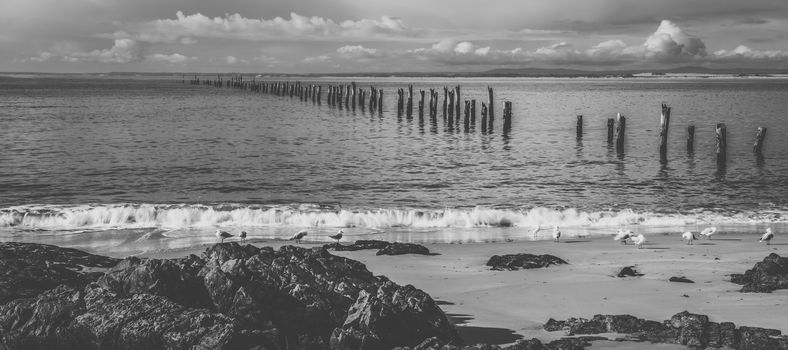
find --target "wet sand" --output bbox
[141,231,788,347]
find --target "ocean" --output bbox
[1,74,787,255]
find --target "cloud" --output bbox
[225,56,238,64]
[641,20,706,61]
[336,45,380,58]
[62,38,143,63]
[713,45,788,60]
[146,53,195,64]
[303,55,331,64]
[111,11,414,43]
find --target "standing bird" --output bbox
[760,228,774,245]
[328,229,344,243]
[682,231,698,245]
[289,230,308,244]
[700,227,717,239]
[531,225,542,240]
[240,231,247,242]
[613,229,633,244]
[552,225,561,243]
[215,229,233,243]
[632,233,646,249]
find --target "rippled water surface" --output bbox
[1,75,788,246]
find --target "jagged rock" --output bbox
[730,253,788,293]
[325,240,391,251]
[669,311,708,348]
[376,242,431,256]
[616,266,643,277]
[486,254,567,270]
[668,276,694,283]
[337,281,460,348]
[738,326,786,350]
[0,242,120,303]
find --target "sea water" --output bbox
[1,74,787,255]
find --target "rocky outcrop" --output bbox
[486,254,567,270]
[616,266,643,277]
[0,242,460,349]
[544,311,788,350]
[669,276,694,283]
[0,242,120,303]
[325,240,432,256]
[729,253,788,293]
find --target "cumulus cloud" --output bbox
[303,55,331,64]
[713,45,788,60]
[641,20,706,61]
[62,38,143,63]
[146,53,195,64]
[337,45,380,57]
[110,11,413,43]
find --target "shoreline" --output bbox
[137,232,788,346]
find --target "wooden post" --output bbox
[463,100,470,132]
[429,89,435,118]
[377,89,382,114]
[576,115,583,139]
[481,103,488,133]
[686,125,695,153]
[716,123,727,165]
[443,87,448,119]
[447,90,454,120]
[419,90,425,120]
[659,104,671,162]
[615,113,626,153]
[455,86,461,119]
[351,82,356,110]
[487,86,494,120]
[607,118,615,143]
[487,98,494,132]
[471,100,476,129]
[753,127,767,155]
[407,85,413,118]
[503,101,512,133]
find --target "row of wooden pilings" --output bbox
[575,104,768,165]
[185,75,514,134]
[395,85,513,134]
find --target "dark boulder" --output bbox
[730,253,788,293]
[486,254,567,270]
[0,242,120,303]
[326,240,391,252]
[616,266,643,277]
[376,242,431,256]
[668,276,694,283]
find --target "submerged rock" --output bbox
[0,242,120,303]
[376,242,431,256]
[486,253,568,270]
[729,253,788,293]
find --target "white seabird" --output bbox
[681,231,698,245]
[215,229,233,243]
[613,229,633,244]
[699,227,717,239]
[328,229,343,242]
[290,230,308,244]
[552,225,561,243]
[760,228,774,245]
[531,225,542,240]
[632,233,646,249]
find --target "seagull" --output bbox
[699,227,717,239]
[613,229,633,244]
[632,233,646,249]
[215,229,233,243]
[681,231,698,245]
[760,228,774,245]
[240,231,247,242]
[289,230,308,244]
[328,229,343,242]
[552,225,561,243]
[531,225,542,240]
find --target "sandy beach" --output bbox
[138,231,787,347]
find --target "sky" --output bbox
[2,0,788,73]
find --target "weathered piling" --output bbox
[428,89,435,117]
[359,90,366,111]
[502,101,512,133]
[487,99,494,132]
[406,85,413,118]
[481,103,488,133]
[447,90,455,121]
[470,100,476,129]
[344,85,350,108]
[397,88,403,116]
[615,113,626,154]
[463,100,470,132]
[686,125,695,153]
[419,90,425,120]
[455,86,461,119]
[659,104,671,162]
[753,127,767,155]
[442,87,448,119]
[487,86,495,120]
[377,89,383,114]
[716,123,727,165]
[576,115,583,139]
[351,82,356,110]
[607,118,615,143]
[369,87,375,112]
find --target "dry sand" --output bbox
[142,231,788,347]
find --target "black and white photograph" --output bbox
[1,0,788,349]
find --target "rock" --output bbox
[325,240,391,251]
[669,311,709,348]
[668,276,694,283]
[337,281,461,348]
[486,254,568,270]
[738,326,784,350]
[376,242,431,256]
[730,253,788,293]
[616,266,643,278]
[0,242,120,303]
